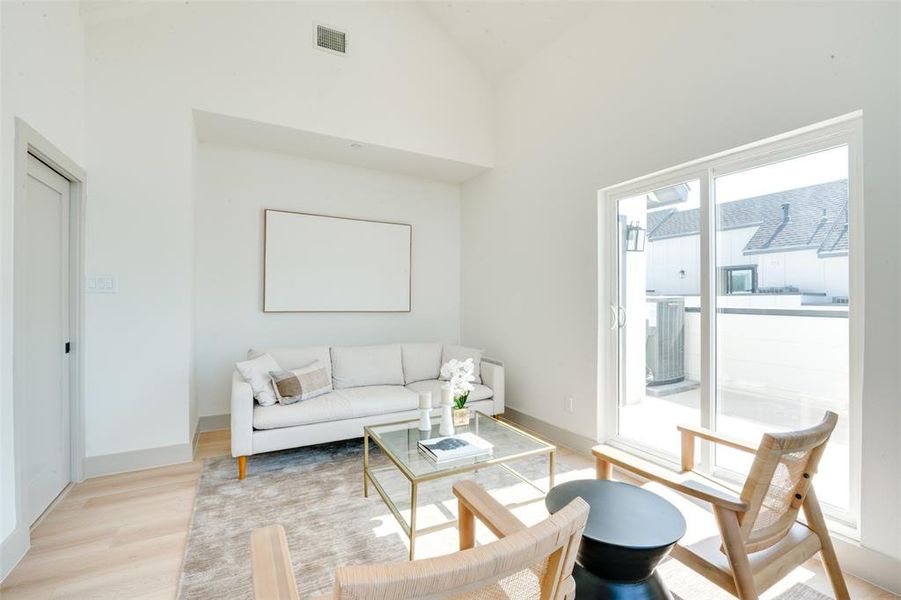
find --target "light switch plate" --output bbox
[87,275,117,293]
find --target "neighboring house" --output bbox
[645,180,849,303]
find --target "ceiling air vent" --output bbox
[315,24,347,55]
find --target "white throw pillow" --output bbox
[401,343,443,384]
[330,344,404,389]
[236,354,281,406]
[441,345,483,384]
[269,360,332,405]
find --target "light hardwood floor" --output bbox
[0,429,896,599]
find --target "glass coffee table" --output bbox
[363,411,556,559]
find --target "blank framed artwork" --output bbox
[263,209,412,312]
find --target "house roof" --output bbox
[646,180,849,257]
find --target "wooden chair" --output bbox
[250,480,589,600]
[593,411,849,600]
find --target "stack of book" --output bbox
[418,432,494,464]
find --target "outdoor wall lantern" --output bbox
[625,221,646,252]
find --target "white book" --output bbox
[418,432,494,464]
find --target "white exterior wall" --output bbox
[647,227,848,299]
[646,235,701,295]
[756,250,848,297]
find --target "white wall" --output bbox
[0,0,85,568]
[460,0,901,582]
[194,143,461,416]
[83,2,492,458]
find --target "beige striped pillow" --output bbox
[269,360,332,405]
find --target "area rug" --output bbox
[177,440,833,599]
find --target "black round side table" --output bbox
[545,479,686,600]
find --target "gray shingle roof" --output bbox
[646,180,849,257]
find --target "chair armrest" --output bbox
[231,371,254,458]
[251,525,300,600]
[592,444,748,512]
[480,358,504,415]
[453,480,526,543]
[677,424,759,470]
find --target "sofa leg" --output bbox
[238,456,247,480]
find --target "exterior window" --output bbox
[720,266,757,294]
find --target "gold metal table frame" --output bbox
[363,412,556,559]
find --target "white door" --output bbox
[18,153,71,524]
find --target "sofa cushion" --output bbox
[330,344,404,389]
[401,343,442,384]
[249,346,332,380]
[441,345,483,384]
[404,379,493,404]
[253,385,418,430]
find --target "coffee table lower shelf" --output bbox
[363,422,556,560]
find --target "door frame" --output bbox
[12,118,87,533]
[596,111,863,534]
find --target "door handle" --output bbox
[610,305,618,330]
[618,306,627,328]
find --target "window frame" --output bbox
[719,265,758,295]
[597,112,863,534]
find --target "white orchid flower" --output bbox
[440,357,478,407]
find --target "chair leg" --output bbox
[713,506,759,600]
[595,456,612,480]
[803,487,850,600]
[458,500,475,550]
[238,456,247,480]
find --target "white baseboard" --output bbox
[83,442,194,478]
[0,524,29,583]
[831,537,901,595]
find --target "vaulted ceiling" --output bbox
[419,1,597,80]
[80,0,596,81]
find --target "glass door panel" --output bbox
[617,180,701,457]
[713,146,850,511]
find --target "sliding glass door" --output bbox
[603,116,860,524]
[713,146,851,512]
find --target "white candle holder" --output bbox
[418,391,432,432]
[439,395,455,437]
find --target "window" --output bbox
[600,114,861,527]
[719,265,757,294]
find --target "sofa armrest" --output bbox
[231,371,254,457]
[480,358,504,415]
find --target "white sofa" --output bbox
[231,343,504,479]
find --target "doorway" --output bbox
[16,154,72,524]
[599,114,862,528]
[12,120,86,534]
